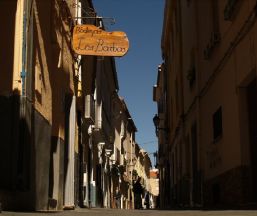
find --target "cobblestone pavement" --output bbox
[1,209,257,216]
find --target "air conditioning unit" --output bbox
[120,154,124,166]
[120,120,125,138]
[94,103,102,129]
[84,94,95,124]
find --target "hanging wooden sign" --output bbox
[72,24,129,57]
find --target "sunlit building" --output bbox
[0,0,79,210]
[149,169,159,208]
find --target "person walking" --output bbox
[115,188,121,209]
[133,177,143,209]
[144,191,150,209]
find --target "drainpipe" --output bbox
[88,125,94,208]
[21,0,27,97]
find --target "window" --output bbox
[224,0,240,21]
[187,49,196,88]
[212,0,220,33]
[186,0,191,7]
[175,78,179,114]
[212,107,223,140]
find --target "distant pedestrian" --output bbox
[156,195,160,209]
[144,191,150,209]
[115,188,121,209]
[133,177,143,209]
[149,194,153,209]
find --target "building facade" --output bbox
[154,0,257,209]
[0,0,153,211]
[149,169,159,208]
[0,0,79,210]
[111,96,138,209]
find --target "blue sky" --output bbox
[92,0,165,165]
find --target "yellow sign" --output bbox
[72,25,129,57]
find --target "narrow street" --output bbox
[2,209,257,216]
[2,0,257,213]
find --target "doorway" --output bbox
[247,79,257,201]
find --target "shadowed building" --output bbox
[154,0,257,209]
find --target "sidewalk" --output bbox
[1,208,257,216]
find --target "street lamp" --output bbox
[153,151,158,168]
[153,114,169,134]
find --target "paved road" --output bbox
[2,209,257,216]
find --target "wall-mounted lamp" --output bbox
[153,114,169,134]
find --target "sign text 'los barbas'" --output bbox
[72,25,129,57]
